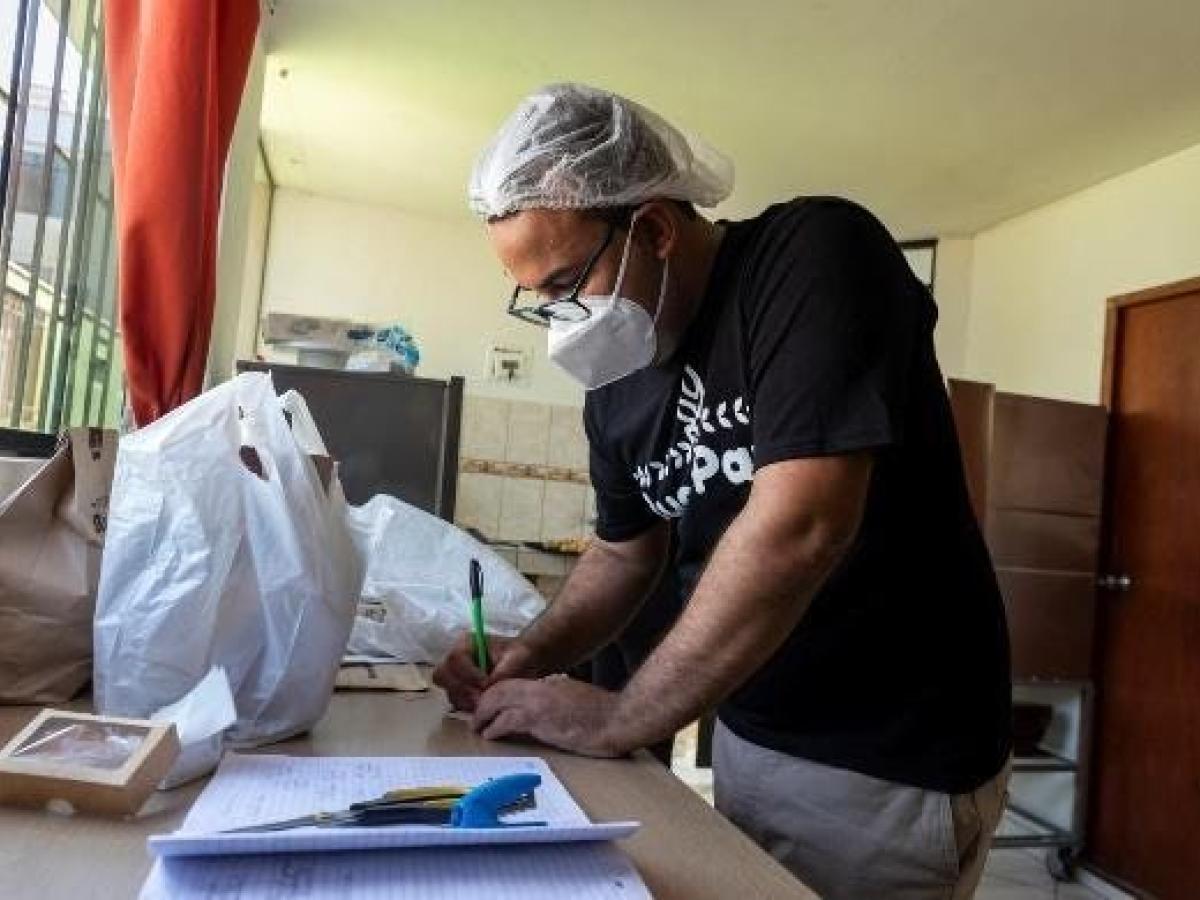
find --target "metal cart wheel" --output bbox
[1045,845,1079,882]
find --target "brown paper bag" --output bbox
[0,428,117,703]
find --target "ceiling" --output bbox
[260,0,1200,238]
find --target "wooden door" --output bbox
[1089,276,1200,898]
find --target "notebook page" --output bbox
[177,754,589,832]
[140,842,653,900]
[149,754,639,857]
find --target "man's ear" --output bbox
[636,201,680,260]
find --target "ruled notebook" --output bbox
[140,843,651,900]
[140,754,650,899]
[148,754,639,857]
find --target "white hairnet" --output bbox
[469,83,734,218]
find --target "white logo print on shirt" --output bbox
[633,366,754,519]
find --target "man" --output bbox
[435,83,1011,900]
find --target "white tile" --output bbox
[547,404,589,469]
[532,575,567,602]
[504,401,551,465]
[517,547,569,577]
[497,477,545,542]
[1074,868,1135,899]
[671,722,714,805]
[460,396,509,461]
[540,481,588,542]
[981,848,1051,889]
[976,845,1106,900]
[975,888,1053,900]
[1055,885,1109,900]
[491,547,519,568]
[584,488,598,532]
[453,473,502,538]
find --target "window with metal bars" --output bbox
[0,0,122,434]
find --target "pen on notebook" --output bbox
[469,558,491,674]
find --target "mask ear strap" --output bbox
[609,213,641,300]
[613,209,671,324]
[651,257,669,325]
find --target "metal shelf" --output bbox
[992,681,1094,881]
[1012,749,1077,773]
[993,804,1076,850]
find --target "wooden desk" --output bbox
[0,688,815,899]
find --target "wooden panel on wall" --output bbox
[987,509,1102,573]
[990,393,1108,515]
[948,381,1107,681]
[995,569,1097,680]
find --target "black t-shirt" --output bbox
[584,197,1011,794]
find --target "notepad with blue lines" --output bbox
[140,754,648,900]
[148,754,640,858]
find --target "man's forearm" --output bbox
[470,457,871,759]
[603,503,853,752]
[515,525,668,674]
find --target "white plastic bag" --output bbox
[345,495,545,663]
[93,373,362,767]
[150,666,237,788]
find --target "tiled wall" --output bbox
[455,397,596,543]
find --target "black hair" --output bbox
[487,199,697,227]
[589,200,698,227]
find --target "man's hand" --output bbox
[431,634,539,711]
[472,676,627,758]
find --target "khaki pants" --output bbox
[713,720,1010,900]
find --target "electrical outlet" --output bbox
[487,345,530,383]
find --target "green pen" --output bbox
[469,558,491,674]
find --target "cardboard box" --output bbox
[0,709,180,816]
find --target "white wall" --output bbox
[206,37,267,386]
[234,156,272,362]
[259,189,977,400]
[260,189,585,405]
[261,142,1200,406]
[931,237,974,377]
[962,141,1200,403]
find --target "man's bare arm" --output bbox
[599,455,872,751]
[504,521,669,678]
[435,521,668,710]
[471,455,872,755]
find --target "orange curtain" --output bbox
[104,0,259,426]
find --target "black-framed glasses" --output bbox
[507,223,618,327]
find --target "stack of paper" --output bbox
[141,754,651,899]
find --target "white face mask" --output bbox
[547,216,669,391]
